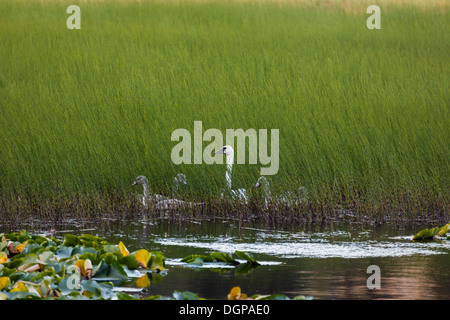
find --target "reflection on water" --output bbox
[1,218,449,300]
[155,236,448,259]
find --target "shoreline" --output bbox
[1,194,448,229]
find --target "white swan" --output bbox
[132,174,202,210]
[254,176,308,206]
[214,145,248,202]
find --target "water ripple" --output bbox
[155,237,449,259]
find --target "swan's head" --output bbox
[132,175,148,186]
[174,173,187,185]
[214,145,233,156]
[255,176,269,188]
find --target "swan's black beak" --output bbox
[214,147,226,155]
[131,181,137,186]
[255,182,261,188]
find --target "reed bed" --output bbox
[0,0,448,224]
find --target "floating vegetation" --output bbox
[0,230,167,300]
[0,230,301,300]
[181,250,260,267]
[413,223,450,241]
[117,286,311,301]
[179,251,261,275]
[227,286,311,301]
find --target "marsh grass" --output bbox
[0,0,448,222]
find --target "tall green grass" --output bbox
[0,0,448,218]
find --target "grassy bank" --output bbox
[0,0,448,221]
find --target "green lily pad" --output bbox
[235,251,260,266]
[63,234,79,247]
[148,252,166,272]
[118,253,140,270]
[93,261,128,281]
[413,223,450,241]
[210,252,239,265]
[181,254,214,264]
[173,290,202,300]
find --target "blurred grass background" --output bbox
[0,0,448,214]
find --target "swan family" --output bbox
[132,173,202,210]
[132,145,306,211]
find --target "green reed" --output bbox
[0,0,448,220]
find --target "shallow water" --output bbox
[2,218,449,300]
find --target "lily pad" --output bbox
[235,251,260,266]
[173,290,203,300]
[181,254,214,264]
[148,252,166,272]
[413,224,450,241]
[210,252,239,265]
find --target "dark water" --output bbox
[2,217,449,300]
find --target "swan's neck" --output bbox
[262,183,271,204]
[225,153,233,189]
[172,178,179,195]
[226,165,232,189]
[263,184,271,197]
[142,178,151,198]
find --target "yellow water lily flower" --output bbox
[135,249,151,268]
[118,241,129,256]
[228,286,248,300]
[0,277,11,290]
[0,252,7,264]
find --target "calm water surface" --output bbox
[3,217,449,300]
